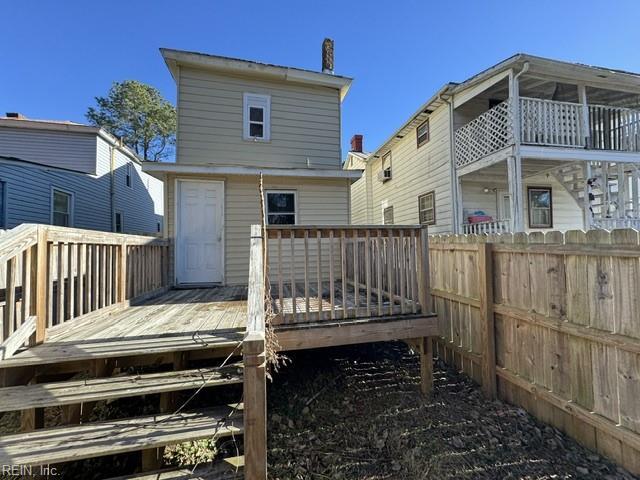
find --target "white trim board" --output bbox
[143,162,362,180]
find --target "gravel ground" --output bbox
[266,342,637,480]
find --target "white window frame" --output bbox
[382,151,392,175]
[50,187,74,227]
[126,163,133,188]
[264,190,297,225]
[418,191,436,225]
[114,210,124,233]
[383,205,394,225]
[243,93,271,142]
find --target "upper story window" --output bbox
[418,191,436,225]
[52,188,73,227]
[528,187,553,228]
[126,163,132,188]
[378,152,392,182]
[243,93,271,142]
[265,190,296,225]
[417,119,430,148]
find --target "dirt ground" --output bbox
[266,342,637,480]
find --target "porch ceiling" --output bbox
[462,159,574,181]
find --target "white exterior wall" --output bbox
[165,174,350,285]
[177,66,342,169]
[461,173,584,232]
[0,126,97,174]
[359,104,454,232]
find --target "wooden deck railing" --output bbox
[0,224,169,360]
[244,224,267,480]
[265,225,430,325]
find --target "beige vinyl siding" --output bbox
[166,174,349,285]
[0,127,97,174]
[461,174,584,232]
[350,177,368,224]
[365,105,453,232]
[177,67,342,169]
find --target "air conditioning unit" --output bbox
[378,169,392,182]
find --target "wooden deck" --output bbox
[0,287,248,368]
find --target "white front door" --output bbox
[497,189,511,221]
[176,180,224,285]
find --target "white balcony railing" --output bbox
[455,97,640,169]
[454,100,513,169]
[462,220,511,235]
[519,97,584,147]
[593,217,640,230]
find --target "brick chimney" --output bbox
[322,38,334,74]
[350,134,363,153]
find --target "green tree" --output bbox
[86,80,176,161]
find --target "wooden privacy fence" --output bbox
[430,230,640,475]
[0,224,169,360]
[265,225,429,325]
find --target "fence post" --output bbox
[478,242,497,399]
[34,226,48,344]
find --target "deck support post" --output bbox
[118,240,128,303]
[507,155,525,232]
[244,336,267,480]
[418,337,433,397]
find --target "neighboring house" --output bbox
[143,42,360,286]
[346,54,640,234]
[0,115,164,234]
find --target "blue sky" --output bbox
[3,0,640,160]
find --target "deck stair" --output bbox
[0,405,244,466]
[0,365,243,412]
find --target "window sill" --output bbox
[243,136,271,144]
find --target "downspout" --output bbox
[440,92,459,233]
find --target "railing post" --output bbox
[118,240,127,303]
[416,225,430,313]
[244,224,267,480]
[34,226,48,344]
[244,335,267,480]
[478,242,497,399]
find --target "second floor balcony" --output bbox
[455,96,640,169]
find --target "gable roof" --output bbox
[160,48,353,101]
[0,116,142,164]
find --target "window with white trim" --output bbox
[383,206,394,225]
[243,93,271,141]
[528,187,553,228]
[418,191,436,225]
[52,189,73,227]
[417,119,430,147]
[265,190,296,225]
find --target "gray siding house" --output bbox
[0,114,164,234]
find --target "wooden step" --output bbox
[0,331,244,369]
[108,459,244,479]
[0,366,243,412]
[0,405,243,466]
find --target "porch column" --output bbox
[455,174,464,234]
[583,162,593,230]
[507,155,525,232]
[578,84,590,148]
[632,168,640,219]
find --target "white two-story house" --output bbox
[143,42,360,286]
[347,54,640,234]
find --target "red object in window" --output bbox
[468,215,492,223]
